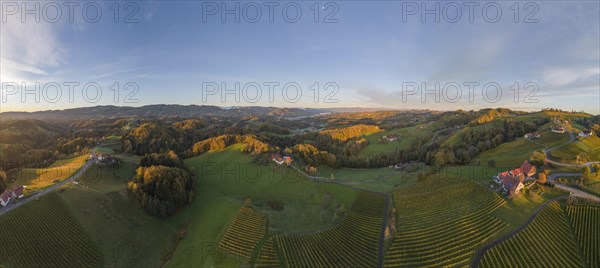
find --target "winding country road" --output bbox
[471,195,568,267]
[0,151,96,217]
[288,164,390,268]
[547,173,600,202]
[471,131,600,267]
[527,131,600,201]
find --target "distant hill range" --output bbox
[0,105,402,121]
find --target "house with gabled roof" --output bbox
[493,161,536,197]
[551,126,565,134]
[11,185,25,199]
[520,161,537,178]
[579,129,593,138]
[0,189,12,206]
[271,154,293,165]
[494,172,524,197]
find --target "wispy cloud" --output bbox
[1,19,64,82]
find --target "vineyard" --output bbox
[218,206,267,259]
[481,202,583,267]
[567,205,599,267]
[385,182,508,267]
[0,193,101,268]
[275,191,384,267]
[255,237,280,268]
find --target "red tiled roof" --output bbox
[0,189,11,202]
[12,186,24,196]
[510,168,522,176]
[498,173,520,192]
[520,161,536,176]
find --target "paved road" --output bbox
[0,151,96,217]
[537,131,600,167]
[527,131,600,202]
[288,164,390,268]
[471,195,568,268]
[547,173,600,202]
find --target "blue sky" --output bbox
[1,1,599,113]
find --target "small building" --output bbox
[520,161,537,178]
[271,154,293,165]
[551,126,565,134]
[11,186,25,199]
[494,172,524,197]
[524,132,542,139]
[96,154,116,165]
[271,154,284,165]
[381,135,400,142]
[0,189,12,207]
[579,129,593,138]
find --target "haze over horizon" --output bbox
[0,103,596,115]
[1,1,599,113]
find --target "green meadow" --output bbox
[358,125,432,156]
[15,154,88,190]
[165,144,358,267]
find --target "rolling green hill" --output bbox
[358,125,433,157]
[165,144,357,267]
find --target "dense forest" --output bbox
[191,134,270,156]
[128,165,194,217]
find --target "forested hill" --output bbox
[0,105,336,121]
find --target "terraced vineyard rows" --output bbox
[567,205,599,267]
[255,237,280,268]
[385,182,508,267]
[0,193,101,268]
[219,206,267,259]
[481,202,583,268]
[276,192,384,267]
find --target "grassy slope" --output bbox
[316,165,424,192]
[165,144,357,267]
[442,120,505,147]
[358,125,432,157]
[15,154,88,190]
[61,187,177,268]
[93,136,122,155]
[470,121,571,168]
[551,135,600,163]
[471,138,543,167]
[78,160,139,193]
